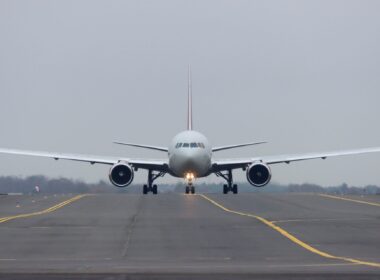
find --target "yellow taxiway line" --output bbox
[318,194,380,207]
[0,194,88,224]
[199,194,380,268]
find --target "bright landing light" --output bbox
[185,173,195,180]
[185,173,196,185]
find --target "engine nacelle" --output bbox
[246,163,272,187]
[109,163,134,187]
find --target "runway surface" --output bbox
[0,192,379,279]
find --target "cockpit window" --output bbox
[177,142,205,148]
[175,143,182,148]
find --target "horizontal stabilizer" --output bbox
[113,141,168,152]
[212,141,267,152]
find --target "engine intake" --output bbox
[246,163,271,187]
[109,163,134,187]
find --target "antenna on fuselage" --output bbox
[187,64,193,131]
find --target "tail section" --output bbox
[187,65,193,131]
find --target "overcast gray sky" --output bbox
[0,0,379,186]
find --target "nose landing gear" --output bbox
[185,185,195,194]
[185,172,196,194]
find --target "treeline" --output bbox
[0,175,379,195]
[0,176,110,194]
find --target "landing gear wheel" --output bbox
[185,186,190,194]
[217,170,239,195]
[152,184,158,195]
[143,184,148,195]
[145,170,166,195]
[191,186,195,194]
[232,184,238,194]
[223,184,228,194]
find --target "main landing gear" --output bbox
[143,170,165,195]
[215,170,238,194]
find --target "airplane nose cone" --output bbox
[183,157,197,170]
[172,151,203,176]
[169,146,211,178]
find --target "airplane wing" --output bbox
[212,141,267,152]
[212,147,380,171]
[0,148,169,172]
[113,141,168,152]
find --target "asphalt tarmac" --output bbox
[0,192,379,279]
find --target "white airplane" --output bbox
[1,68,380,194]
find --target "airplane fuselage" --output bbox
[168,131,212,178]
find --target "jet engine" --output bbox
[109,163,134,187]
[246,163,272,187]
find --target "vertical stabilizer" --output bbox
[187,64,193,131]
